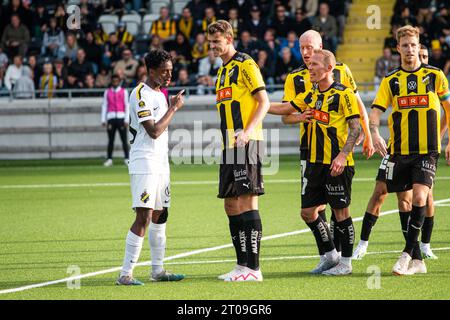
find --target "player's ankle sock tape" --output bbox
[421,216,434,243]
[404,206,426,256]
[155,208,168,224]
[361,212,378,241]
[307,216,334,253]
[228,214,247,266]
[336,217,355,258]
[399,211,410,241]
[318,209,327,224]
[241,210,262,270]
[330,213,342,252]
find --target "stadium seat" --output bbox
[121,14,142,36]
[98,14,119,35]
[135,34,151,55]
[173,0,188,15]
[142,13,160,34]
[67,0,81,4]
[150,0,171,14]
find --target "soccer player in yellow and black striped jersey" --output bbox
[369,26,450,275]
[270,49,362,275]
[207,20,270,282]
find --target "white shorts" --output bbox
[130,174,170,210]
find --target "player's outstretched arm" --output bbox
[268,102,297,115]
[330,117,361,177]
[235,89,270,147]
[356,92,375,159]
[369,107,387,157]
[142,89,185,139]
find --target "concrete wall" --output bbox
[0,91,395,160]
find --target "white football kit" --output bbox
[128,82,170,210]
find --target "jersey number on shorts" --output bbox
[385,161,395,181]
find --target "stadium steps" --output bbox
[336,0,394,88]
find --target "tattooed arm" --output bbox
[330,117,361,177]
[369,107,388,157]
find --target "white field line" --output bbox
[2,176,450,189]
[0,198,449,295]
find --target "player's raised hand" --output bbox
[170,89,185,110]
[372,134,387,157]
[330,152,346,177]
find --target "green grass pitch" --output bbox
[0,155,449,300]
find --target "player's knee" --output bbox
[136,213,152,227]
[300,209,312,222]
[224,201,239,215]
[397,198,412,212]
[154,208,168,224]
[373,183,388,203]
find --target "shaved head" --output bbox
[299,30,322,47]
[299,30,323,65]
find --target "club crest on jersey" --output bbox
[138,101,146,108]
[422,75,430,85]
[313,109,329,124]
[140,191,149,203]
[397,95,429,109]
[216,87,232,103]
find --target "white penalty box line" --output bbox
[0,197,449,295]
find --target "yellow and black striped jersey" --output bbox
[372,64,450,155]
[283,62,357,152]
[215,52,266,149]
[290,82,360,165]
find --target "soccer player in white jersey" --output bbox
[116,49,185,285]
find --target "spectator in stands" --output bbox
[103,33,123,68]
[212,0,230,20]
[42,17,65,59]
[196,50,222,95]
[234,0,254,21]
[39,62,58,98]
[54,4,67,32]
[149,35,163,51]
[257,49,275,87]
[0,48,8,69]
[416,1,433,26]
[185,0,208,22]
[13,64,34,99]
[384,24,400,56]
[432,5,450,48]
[168,33,192,63]
[53,58,67,90]
[0,66,5,92]
[328,0,347,44]
[374,47,400,90]
[312,2,338,53]
[177,7,195,41]
[80,2,97,33]
[125,0,144,13]
[391,6,417,27]
[32,2,49,39]
[80,31,102,75]
[113,48,139,86]
[104,0,126,16]
[67,48,94,89]
[135,64,147,84]
[200,7,217,34]
[101,74,130,167]
[3,0,32,32]
[95,65,112,88]
[26,54,40,89]
[93,23,109,46]
[280,31,301,63]
[191,33,209,72]
[151,6,176,43]
[4,54,24,91]
[237,30,260,58]
[116,22,134,49]
[293,8,312,38]
[429,40,450,75]
[83,73,97,96]
[175,68,195,87]
[58,32,79,63]
[228,8,241,41]
[1,14,30,59]
[290,0,318,19]
[275,47,297,84]
[270,5,294,39]
[244,6,268,41]
[260,28,281,63]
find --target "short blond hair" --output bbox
[313,49,336,69]
[207,20,234,39]
[396,25,420,42]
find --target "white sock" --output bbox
[120,230,144,277]
[325,249,339,261]
[340,257,352,267]
[359,240,369,247]
[149,222,166,276]
[420,242,430,250]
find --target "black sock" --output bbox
[404,206,426,256]
[330,212,342,253]
[412,242,423,260]
[336,217,355,258]
[421,216,434,244]
[228,215,247,266]
[318,209,327,224]
[242,210,262,271]
[306,215,335,254]
[361,212,378,241]
[399,211,410,241]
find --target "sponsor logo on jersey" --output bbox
[397,95,429,109]
[313,109,330,124]
[140,191,149,203]
[137,110,152,118]
[216,87,232,103]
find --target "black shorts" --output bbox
[217,140,265,199]
[301,162,355,209]
[385,152,439,193]
[375,153,390,182]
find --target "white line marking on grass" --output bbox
[0,198,449,295]
[2,177,450,189]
